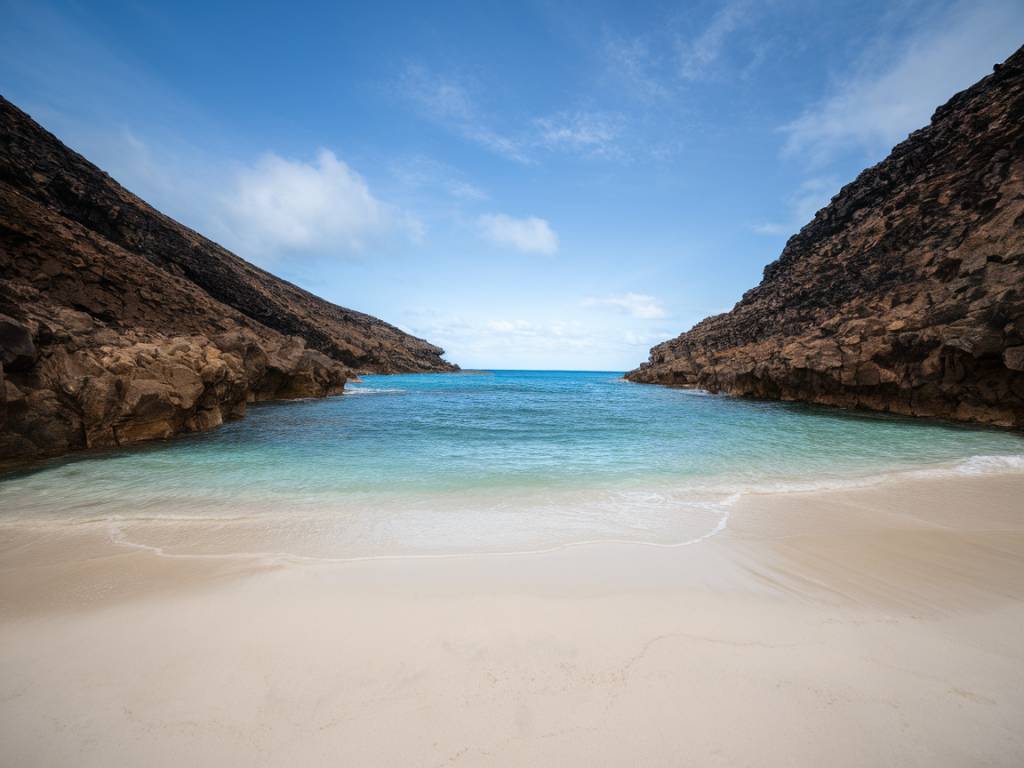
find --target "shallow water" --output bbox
[2,371,1022,557]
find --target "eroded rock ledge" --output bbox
[0,97,454,462]
[627,47,1024,428]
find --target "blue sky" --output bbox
[2,0,1021,370]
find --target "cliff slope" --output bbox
[628,47,1024,428]
[0,97,455,462]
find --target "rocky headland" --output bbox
[0,97,456,462]
[628,46,1024,428]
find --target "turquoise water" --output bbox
[2,371,1023,557]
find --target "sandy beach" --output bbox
[1,470,1023,767]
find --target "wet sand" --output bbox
[1,471,1023,766]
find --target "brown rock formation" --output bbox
[0,97,456,462]
[628,47,1024,428]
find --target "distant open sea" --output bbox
[2,370,1023,559]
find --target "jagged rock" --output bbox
[627,46,1024,429]
[0,96,455,463]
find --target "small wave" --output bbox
[728,452,1024,497]
[950,454,1024,475]
[101,492,740,565]
[344,387,406,395]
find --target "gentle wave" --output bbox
[8,449,1023,564]
[2,452,1021,529]
[344,387,406,395]
[949,453,1024,475]
[101,492,741,565]
[687,452,1024,498]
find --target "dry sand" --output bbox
[1,471,1023,767]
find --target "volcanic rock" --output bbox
[627,46,1024,428]
[0,96,456,462]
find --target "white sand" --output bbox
[1,472,1023,766]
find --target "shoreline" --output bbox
[2,450,1022,564]
[3,465,1022,584]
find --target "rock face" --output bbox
[0,97,456,462]
[628,47,1024,428]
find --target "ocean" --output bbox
[2,370,1023,559]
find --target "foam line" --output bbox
[103,494,741,566]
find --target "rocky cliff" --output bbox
[628,47,1024,428]
[0,96,456,462]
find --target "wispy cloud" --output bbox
[398,64,626,162]
[677,0,754,81]
[583,293,667,319]
[478,213,559,255]
[399,65,476,122]
[398,65,530,162]
[752,176,838,237]
[781,0,1024,164]
[446,179,489,201]
[604,1,766,96]
[389,155,489,202]
[602,36,675,102]
[533,111,624,157]
[750,222,791,237]
[604,36,672,102]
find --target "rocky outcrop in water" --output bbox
[628,47,1024,428]
[0,97,456,462]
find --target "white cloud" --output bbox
[583,293,667,319]
[222,149,402,257]
[478,213,559,255]
[782,0,1024,164]
[678,0,753,81]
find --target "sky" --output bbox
[1,1,1021,370]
